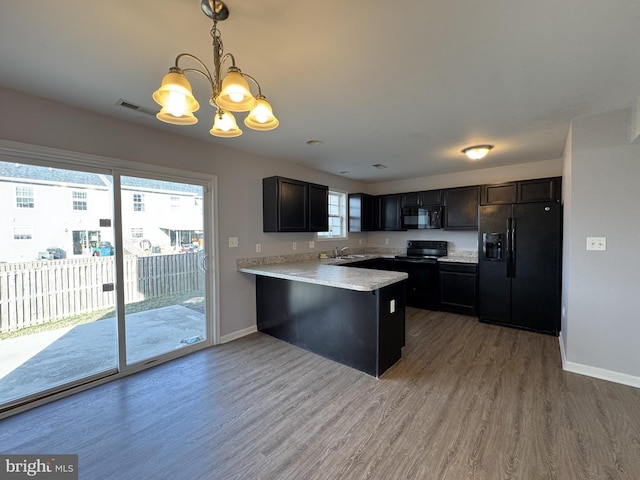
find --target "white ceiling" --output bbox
[1,0,640,182]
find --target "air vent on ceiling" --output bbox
[116,99,158,117]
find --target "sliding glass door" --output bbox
[0,155,214,415]
[120,175,208,365]
[0,161,118,407]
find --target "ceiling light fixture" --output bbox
[152,0,278,138]
[462,145,494,160]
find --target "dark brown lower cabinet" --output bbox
[256,276,406,377]
[439,262,478,315]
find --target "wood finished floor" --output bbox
[1,308,639,480]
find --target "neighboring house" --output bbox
[0,163,203,263]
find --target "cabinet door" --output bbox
[439,264,478,315]
[517,177,561,203]
[401,190,442,207]
[444,186,480,230]
[420,189,442,205]
[349,193,378,232]
[481,183,517,205]
[379,194,402,231]
[401,192,421,207]
[277,178,308,231]
[308,183,329,232]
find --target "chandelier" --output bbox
[152,0,278,138]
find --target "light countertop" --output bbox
[238,259,408,292]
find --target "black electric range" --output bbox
[395,240,448,263]
[394,240,448,309]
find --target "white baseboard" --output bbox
[220,326,257,344]
[559,333,640,389]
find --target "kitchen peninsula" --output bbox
[238,258,408,377]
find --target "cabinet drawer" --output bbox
[438,262,477,274]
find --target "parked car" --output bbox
[38,247,67,260]
[92,241,114,256]
[181,243,202,253]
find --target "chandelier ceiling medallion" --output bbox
[152,0,278,138]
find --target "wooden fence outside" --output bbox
[0,253,203,333]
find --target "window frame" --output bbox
[16,186,35,209]
[12,226,33,240]
[133,193,145,212]
[316,189,348,240]
[72,190,88,211]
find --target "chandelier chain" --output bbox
[210,17,224,99]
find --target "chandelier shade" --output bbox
[152,68,200,122]
[156,106,199,125]
[151,0,278,137]
[244,95,279,130]
[216,67,257,112]
[210,110,243,137]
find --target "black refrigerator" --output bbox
[478,202,562,335]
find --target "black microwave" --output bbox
[401,205,443,229]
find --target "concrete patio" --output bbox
[0,305,206,406]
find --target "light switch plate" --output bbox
[586,237,606,251]
[256,243,261,253]
[228,236,238,248]
[309,241,314,248]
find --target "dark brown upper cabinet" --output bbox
[482,177,561,205]
[481,182,517,205]
[517,177,561,203]
[443,186,480,230]
[379,194,403,231]
[348,193,379,232]
[400,189,442,207]
[263,176,328,232]
[308,183,329,232]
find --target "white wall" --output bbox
[562,107,640,386]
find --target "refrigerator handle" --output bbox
[507,217,515,278]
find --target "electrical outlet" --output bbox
[292,242,297,250]
[256,243,261,253]
[385,238,389,245]
[586,237,606,251]
[309,241,315,248]
[359,239,363,246]
[228,236,238,248]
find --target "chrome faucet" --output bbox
[335,246,349,258]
